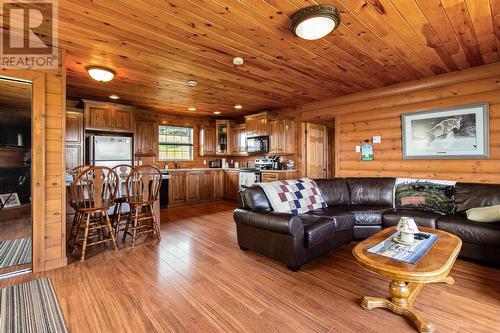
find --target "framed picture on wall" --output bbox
[0,193,21,208]
[402,103,489,159]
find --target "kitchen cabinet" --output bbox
[245,112,269,137]
[83,100,134,132]
[199,125,216,156]
[168,171,186,205]
[261,171,298,183]
[230,124,247,155]
[200,171,214,199]
[135,120,157,156]
[186,171,201,201]
[65,109,84,171]
[269,119,295,155]
[216,120,231,155]
[224,170,240,201]
[213,170,224,198]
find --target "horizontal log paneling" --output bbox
[282,63,500,184]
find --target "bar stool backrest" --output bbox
[111,164,133,198]
[126,165,162,204]
[71,166,119,210]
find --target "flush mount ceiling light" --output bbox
[232,57,244,66]
[234,104,243,109]
[188,107,196,111]
[186,80,198,87]
[290,5,341,40]
[109,94,120,100]
[86,66,116,82]
[213,111,221,115]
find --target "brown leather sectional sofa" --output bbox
[233,177,500,271]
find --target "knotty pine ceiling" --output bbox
[59,0,500,117]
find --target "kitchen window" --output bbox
[158,125,193,160]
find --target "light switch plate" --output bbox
[355,145,361,153]
[372,136,381,144]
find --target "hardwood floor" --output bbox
[1,202,499,332]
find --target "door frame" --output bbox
[1,70,46,273]
[300,118,340,179]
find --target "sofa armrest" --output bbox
[233,208,304,236]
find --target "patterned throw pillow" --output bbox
[395,178,456,214]
[259,178,327,215]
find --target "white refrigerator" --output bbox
[88,135,133,168]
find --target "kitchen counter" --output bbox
[260,170,297,173]
[166,168,297,173]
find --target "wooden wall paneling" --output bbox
[281,63,500,184]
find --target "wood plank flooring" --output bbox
[1,202,499,332]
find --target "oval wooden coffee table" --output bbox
[352,227,462,333]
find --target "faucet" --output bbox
[174,160,180,169]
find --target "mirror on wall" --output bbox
[0,77,32,277]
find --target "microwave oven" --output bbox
[247,136,269,153]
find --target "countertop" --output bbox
[166,168,297,173]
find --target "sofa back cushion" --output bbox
[314,178,350,206]
[240,185,272,211]
[455,182,500,213]
[347,177,395,206]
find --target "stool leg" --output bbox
[150,204,161,241]
[123,206,132,243]
[131,206,140,247]
[104,212,118,251]
[80,213,91,261]
[69,211,80,248]
[114,202,122,241]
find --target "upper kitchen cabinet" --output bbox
[230,124,247,155]
[215,120,232,155]
[269,119,296,155]
[199,124,216,156]
[245,112,269,137]
[65,108,84,171]
[83,100,134,132]
[135,120,157,156]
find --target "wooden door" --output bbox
[213,170,224,198]
[65,111,84,171]
[200,171,214,199]
[114,107,133,131]
[86,105,112,130]
[305,123,327,179]
[168,172,186,205]
[186,171,201,201]
[136,120,156,155]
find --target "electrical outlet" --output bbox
[355,145,361,153]
[372,136,381,144]
[203,160,207,165]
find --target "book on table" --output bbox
[366,231,439,264]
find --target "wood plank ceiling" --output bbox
[58,0,500,117]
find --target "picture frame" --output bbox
[0,193,21,208]
[402,103,489,159]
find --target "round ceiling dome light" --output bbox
[232,57,244,66]
[234,104,243,109]
[109,94,120,100]
[290,5,341,40]
[188,107,196,111]
[86,66,116,82]
[213,111,221,115]
[186,80,198,87]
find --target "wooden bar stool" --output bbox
[70,166,119,261]
[123,165,162,247]
[111,164,133,241]
[67,165,91,249]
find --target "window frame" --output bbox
[158,125,194,161]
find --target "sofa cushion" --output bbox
[382,209,442,229]
[347,177,395,206]
[466,205,500,223]
[315,178,350,206]
[394,178,455,214]
[436,214,500,248]
[308,207,356,232]
[455,183,500,213]
[240,185,272,211]
[300,215,337,248]
[343,205,393,226]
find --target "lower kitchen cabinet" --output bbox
[261,171,298,183]
[167,169,238,207]
[224,171,239,202]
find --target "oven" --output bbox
[246,136,269,154]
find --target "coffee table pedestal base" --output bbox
[360,277,455,333]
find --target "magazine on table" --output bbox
[366,231,439,264]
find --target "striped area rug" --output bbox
[0,279,68,333]
[0,238,32,268]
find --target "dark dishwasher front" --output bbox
[160,173,169,208]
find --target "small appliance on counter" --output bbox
[209,159,221,168]
[286,160,295,170]
[255,157,274,170]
